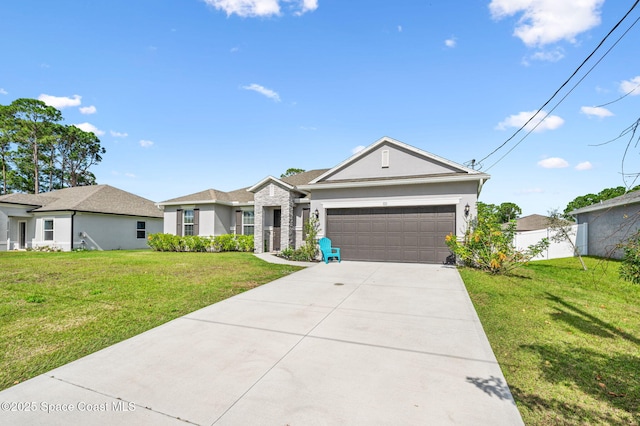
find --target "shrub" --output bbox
[278,216,320,262]
[619,230,640,284]
[147,233,254,253]
[445,205,548,274]
[236,235,254,252]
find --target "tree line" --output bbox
[0,98,106,195]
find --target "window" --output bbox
[184,210,194,236]
[44,219,54,241]
[137,221,146,239]
[242,211,254,236]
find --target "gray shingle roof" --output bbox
[570,190,640,215]
[0,185,163,218]
[513,214,571,231]
[280,169,330,186]
[160,170,329,205]
[160,186,254,204]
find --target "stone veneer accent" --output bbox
[253,182,298,253]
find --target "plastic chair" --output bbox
[318,237,341,263]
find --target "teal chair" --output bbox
[319,237,341,263]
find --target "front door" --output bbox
[273,209,281,251]
[18,221,26,249]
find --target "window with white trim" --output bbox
[242,211,254,236]
[137,221,146,239]
[44,219,54,241]
[184,210,194,236]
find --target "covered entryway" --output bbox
[326,205,455,263]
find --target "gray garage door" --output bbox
[326,205,455,263]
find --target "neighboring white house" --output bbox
[158,136,491,264]
[511,214,587,260]
[0,185,163,251]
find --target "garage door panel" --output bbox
[327,206,455,264]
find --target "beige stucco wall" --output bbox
[162,204,233,236]
[324,143,460,182]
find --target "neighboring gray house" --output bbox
[0,185,163,251]
[571,190,640,259]
[159,137,490,264]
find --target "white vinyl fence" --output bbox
[513,223,588,261]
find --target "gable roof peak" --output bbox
[308,136,483,185]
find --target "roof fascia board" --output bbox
[299,173,490,191]
[32,209,163,219]
[248,176,295,193]
[571,198,640,215]
[156,200,255,207]
[0,201,42,209]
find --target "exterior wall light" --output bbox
[314,209,319,219]
[464,203,470,217]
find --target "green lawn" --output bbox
[460,257,640,425]
[0,250,302,391]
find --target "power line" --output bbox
[475,0,640,168]
[484,11,640,172]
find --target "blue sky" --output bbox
[1,0,639,215]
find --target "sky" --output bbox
[1,0,640,216]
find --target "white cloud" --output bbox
[202,0,317,17]
[242,83,281,102]
[38,94,82,109]
[620,76,640,96]
[73,122,105,136]
[79,105,97,115]
[580,106,613,118]
[125,173,137,178]
[575,161,593,171]
[398,25,403,33]
[444,37,456,48]
[110,130,128,138]
[205,0,280,17]
[296,0,318,15]
[525,47,564,64]
[496,110,564,132]
[139,140,154,148]
[0,88,7,95]
[351,145,365,154]
[538,157,569,169]
[489,0,604,47]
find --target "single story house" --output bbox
[511,214,586,260]
[0,185,163,251]
[159,137,490,264]
[571,190,640,259]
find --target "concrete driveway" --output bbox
[0,261,523,425]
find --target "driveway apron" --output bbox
[0,261,524,425]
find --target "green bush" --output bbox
[445,204,548,274]
[236,235,254,252]
[278,216,320,262]
[147,233,254,253]
[619,231,640,284]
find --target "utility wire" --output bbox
[485,11,640,172]
[476,0,640,167]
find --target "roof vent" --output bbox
[381,149,389,168]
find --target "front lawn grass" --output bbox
[460,256,640,425]
[0,250,302,391]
